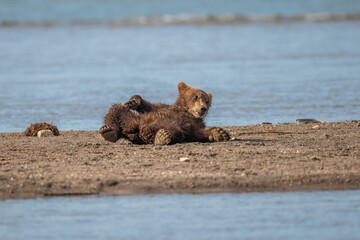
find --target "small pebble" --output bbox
[37,129,54,137]
[179,157,190,162]
[323,134,330,139]
[311,156,321,161]
[312,125,320,129]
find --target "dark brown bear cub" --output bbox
[24,122,59,136]
[100,82,230,145]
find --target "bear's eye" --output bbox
[194,95,198,100]
[205,100,209,104]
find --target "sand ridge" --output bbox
[1,121,360,200]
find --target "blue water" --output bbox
[1,191,360,240]
[0,1,360,132]
[0,21,359,132]
[1,0,360,23]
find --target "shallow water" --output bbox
[1,21,359,132]
[2,0,360,23]
[1,191,360,239]
[1,1,360,133]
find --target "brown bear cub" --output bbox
[24,122,59,136]
[99,82,230,145]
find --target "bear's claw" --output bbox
[124,95,142,110]
[154,129,171,145]
[99,125,118,143]
[209,127,230,142]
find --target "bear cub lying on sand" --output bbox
[100,82,230,145]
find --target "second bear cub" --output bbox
[100,82,230,145]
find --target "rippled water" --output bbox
[2,0,360,23]
[1,20,359,132]
[1,191,360,239]
[1,0,360,133]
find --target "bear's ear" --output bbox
[207,92,212,101]
[178,82,189,93]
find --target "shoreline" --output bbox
[1,121,359,200]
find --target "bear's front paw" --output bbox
[99,125,118,143]
[209,127,230,142]
[124,95,142,110]
[154,129,171,145]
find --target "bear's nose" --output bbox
[201,106,207,113]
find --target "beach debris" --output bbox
[296,119,321,124]
[0,159,9,165]
[234,167,245,172]
[24,122,59,137]
[311,156,321,161]
[179,157,190,162]
[37,129,54,137]
[105,180,119,187]
[312,125,320,129]
[261,122,272,125]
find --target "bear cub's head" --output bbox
[176,82,212,119]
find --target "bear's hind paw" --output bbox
[99,125,118,143]
[154,129,171,145]
[209,127,230,142]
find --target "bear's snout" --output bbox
[201,106,207,113]
[192,105,208,118]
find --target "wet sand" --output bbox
[1,121,359,200]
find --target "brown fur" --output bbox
[24,123,59,137]
[100,82,230,145]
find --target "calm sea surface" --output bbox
[1,0,360,22]
[1,191,360,240]
[1,1,360,238]
[0,0,359,132]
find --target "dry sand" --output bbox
[1,121,360,200]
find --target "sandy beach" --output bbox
[1,121,359,200]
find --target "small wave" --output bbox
[2,13,360,27]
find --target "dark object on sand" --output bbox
[24,122,59,137]
[296,119,321,124]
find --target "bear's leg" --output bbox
[100,104,140,143]
[99,125,118,143]
[197,127,230,142]
[154,129,171,145]
[124,95,170,114]
[140,120,185,145]
[124,95,156,113]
